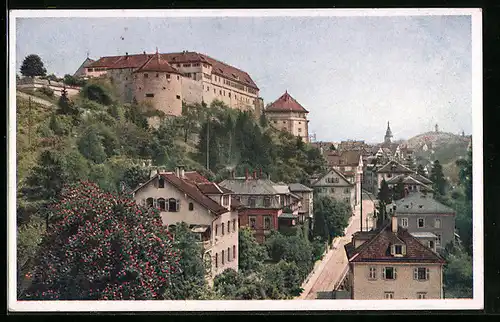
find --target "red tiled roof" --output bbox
[111,54,152,69]
[197,182,224,195]
[184,171,211,184]
[161,173,228,216]
[265,91,309,113]
[345,223,445,264]
[135,54,182,74]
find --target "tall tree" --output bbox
[22,181,180,300]
[377,179,391,226]
[238,227,267,273]
[430,160,447,196]
[393,178,405,200]
[456,149,472,202]
[20,54,47,77]
[77,126,107,164]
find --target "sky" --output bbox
[15,14,473,143]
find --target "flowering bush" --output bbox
[22,180,180,300]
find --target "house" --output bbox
[132,166,239,281]
[73,56,95,78]
[385,173,434,197]
[85,50,263,115]
[388,192,456,250]
[288,183,314,228]
[374,160,415,192]
[343,216,445,299]
[327,150,364,207]
[218,170,286,243]
[310,168,356,211]
[265,91,310,142]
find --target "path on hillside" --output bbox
[298,199,375,300]
[16,91,54,107]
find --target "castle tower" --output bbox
[384,121,393,144]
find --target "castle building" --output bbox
[264,91,310,142]
[83,50,263,116]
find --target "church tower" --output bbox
[384,121,393,144]
[435,123,439,133]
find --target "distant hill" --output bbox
[402,131,470,184]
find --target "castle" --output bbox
[80,50,264,117]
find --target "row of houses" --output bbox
[131,166,314,284]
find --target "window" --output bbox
[183,63,191,67]
[394,244,403,255]
[221,250,225,265]
[264,216,272,230]
[215,253,218,268]
[344,197,350,203]
[156,73,159,78]
[145,93,154,98]
[248,198,256,208]
[418,218,425,228]
[227,247,231,262]
[434,218,441,228]
[417,292,427,299]
[146,197,154,208]
[189,202,194,211]
[214,89,216,94]
[220,90,222,95]
[263,197,271,208]
[229,92,231,98]
[249,216,257,229]
[383,267,397,280]
[157,198,166,211]
[177,75,180,80]
[299,121,302,124]
[344,188,350,194]
[158,177,165,188]
[273,120,277,124]
[369,267,377,280]
[436,233,442,246]
[401,218,408,228]
[215,224,218,236]
[221,223,225,235]
[414,267,429,281]
[232,219,236,231]
[144,73,148,78]
[330,188,335,193]
[233,245,236,260]
[222,195,230,206]
[227,221,230,233]
[176,95,181,100]
[298,128,302,132]
[283,121,286,124]
[428,240,435,249]
[166,74,171,79]
[168,198,179,212]
[384,292,394,299]
[387,174,392,178]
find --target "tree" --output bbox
[164,222,208,300]
[57,88,79,117]
[430,160,447,196]
[376,179,391,226]
[456,149,472,202]
[392,178,405,201]
[22,181,180,300]
[213,268,244,299]
[78,126,107,164]
[120,165,150,191]
[81,83,113,106]
[417,164,427,177]
[443,243,473,298]
[20,54,47,77]
[313,195,351,243]
[238,227,267,273]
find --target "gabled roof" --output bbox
[385,174,433,189]
[265,91,309,113]
[196,182,225,195]
[73,57,95,77]
[110,54,153,70]
[288,183,313,192]
[392,192,456,214]
[184,171,211,184]
[376,160,414,174]
[344,222,445,264]
[311,168,353,187]
[134,54,181,74]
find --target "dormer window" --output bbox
[391,244,406,256]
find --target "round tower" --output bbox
[133,51,183,117]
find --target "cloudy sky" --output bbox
[15,14,473,143]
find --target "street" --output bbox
[299,198,375,299]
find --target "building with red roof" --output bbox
[83,50,263,117]
[264,91,310,142]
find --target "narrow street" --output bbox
[299,197,375,299]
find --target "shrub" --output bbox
[37,86,54,97]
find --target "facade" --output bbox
[385,173,434,197]
[344,217,445,299]
[389,192,456,250]
[73,57,95,78]
[310,168,356,211]
[288,183,314,224]
[218,170,301,243]
[85,50,262,114]
[132,167,239,282]
[374,160,415,192]
[265,91,310,142]
[326,150,364,207]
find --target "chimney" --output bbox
[125,52,129,59]
[175,165,185,179]
[231,170,235,179]
[391,216,398,233]
[260,168,263,179]
[253,170,257,179]
[245,169,249,180]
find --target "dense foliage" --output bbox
[20,54,47,77]
[22,181,180,300]
[312,195,352,244]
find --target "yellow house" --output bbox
[265,91,310,142]
[132,166,240,283]
[344,216,445,299]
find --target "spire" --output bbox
[384,121,393,144]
